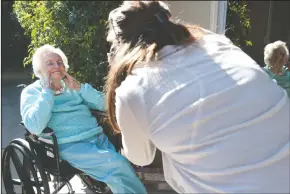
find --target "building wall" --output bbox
[168,1,212,30]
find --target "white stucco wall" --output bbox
[167,1,227,34]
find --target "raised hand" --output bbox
[63,72,81,91]
[42,71,53,89]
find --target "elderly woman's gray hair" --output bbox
[264,40,289,68]
[32,44,69,78]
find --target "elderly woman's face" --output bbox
[40,52,65,80]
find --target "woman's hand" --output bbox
[63,72,81,91]
[42,72,53,89]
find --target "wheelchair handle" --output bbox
[42,127,54,136]
[50,133,61,185]
[19,122,54,136]
[38,127,60,184]
[19,122,25,127]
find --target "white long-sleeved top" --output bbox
[115,31,290,193]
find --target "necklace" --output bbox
[40,80,65,96]
[53,87,65,96]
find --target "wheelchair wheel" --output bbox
[2,138,50,194]
[78,174,111,193]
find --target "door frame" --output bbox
[210,1,228,34]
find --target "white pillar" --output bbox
[216,1,228,34]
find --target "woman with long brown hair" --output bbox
[105,1,289,193]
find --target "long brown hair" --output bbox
[105,1,204,133]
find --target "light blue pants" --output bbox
[58,133,147,194]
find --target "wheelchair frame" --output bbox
[2,109,119,194]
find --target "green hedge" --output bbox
[13,1,121,90]
[226,1,252,49]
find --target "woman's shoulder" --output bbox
[197,28,234,45]
[21,80,42,94]
[116,72,146,99]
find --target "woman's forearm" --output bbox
[78,83,105,111]
[20,88,54,135]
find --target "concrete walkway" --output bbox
[1,153,175,193]
[2,72,32,148]
[1,148,175,193]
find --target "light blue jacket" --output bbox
[20,80,105,144]
[264,66,290,97]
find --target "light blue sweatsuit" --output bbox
[264,66,290,97]
[20,80,146,193]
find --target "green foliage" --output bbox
[226,1,252,48]
[13,1,121,90]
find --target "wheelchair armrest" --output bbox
[90,109,107,118]
[19,121,25,127]
[19,121,54,136]
[19,121,31,135]
[90,109,108,126]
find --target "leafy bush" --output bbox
[13,1,121,90]
[226,1,252,49]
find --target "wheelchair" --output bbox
[2,109,122,194]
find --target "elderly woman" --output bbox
[263,40,290,97]
[20,44,146,194]
[104,1,290,193]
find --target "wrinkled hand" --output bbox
[42,72,53,89]
[63,72,81,91]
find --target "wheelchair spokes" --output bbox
[2,137,113,194]
[2,147,18,194]
[2,142,50,194]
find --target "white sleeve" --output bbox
[115,95,156,166]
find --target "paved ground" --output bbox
[1,168,92,193]
[1,151,175,193]
[2,74,31,148]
